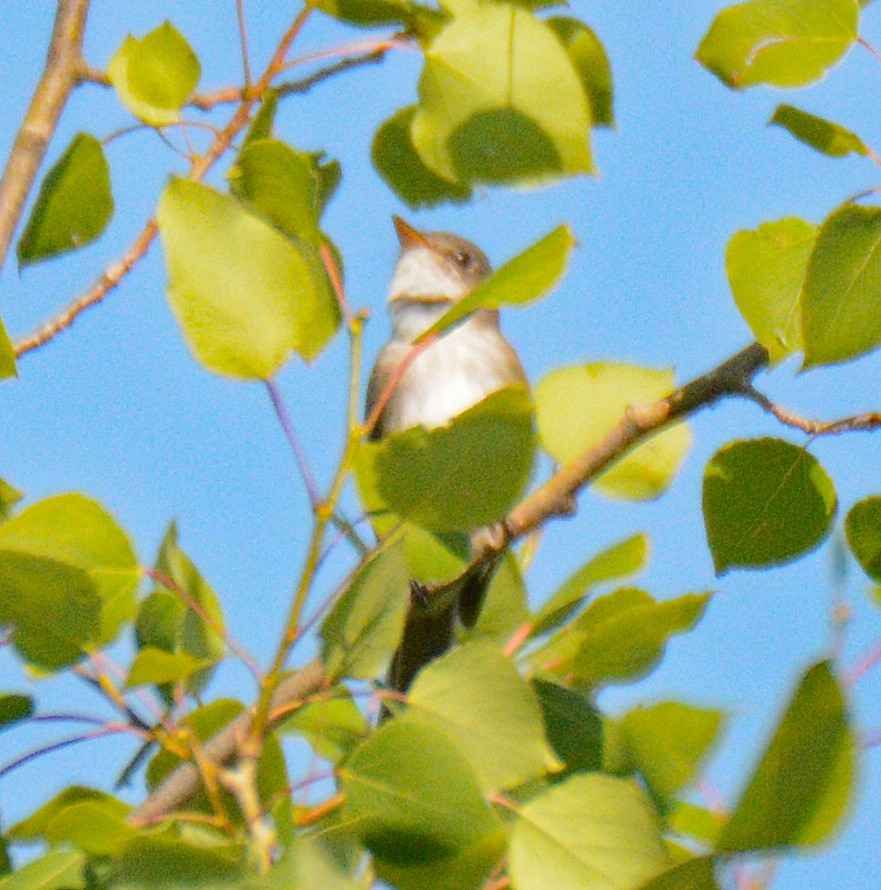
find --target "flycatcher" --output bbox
[366,216,528,695]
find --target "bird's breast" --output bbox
[377,319,527,434]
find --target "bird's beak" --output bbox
[393,215,429,250]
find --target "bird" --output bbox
[365,216,529,697]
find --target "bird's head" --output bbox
[388,216,492,306]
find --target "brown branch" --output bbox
[13,7,313,358]
[14,218,158,357]
[0,0,91,275]
[78,48,388,112]
[502,342,770,546]
[131,659,327,825]
[741,385,881,437]
[131,342,771,823]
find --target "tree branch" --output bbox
[132,659,327,825]
[131,341,772,822]
[13,7,313,358]
[0,0,91,276]
[741,385,881,437]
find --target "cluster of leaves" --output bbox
[3,0,881,888]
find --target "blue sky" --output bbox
[2,2,881,887]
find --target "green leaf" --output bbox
[420,225,574,340]
[570,590,711,689]
[532,533,649,637]
[372,107,472,209]
[242,89,278,148]
[309,0,421,28]
[536,363,692,500]
[770,104,868,158]
[110,835,245,887]
[726,218,816,361]
[16,134,112,267]
[0,850,86,890]
[0,480,23,522]
[256,832,363,890]
[0,317,15,380]
[320,540,409,681]
[802,203,881,367]
[719,661,855,851]
[127,647,209,687]
[158,177,336,377]
[509,774,671,890]
[341,717,504,890]
[622,702,725,806]
[9,787,128,841]
[696,0,859,89]
[231,138,322,244]
[637,857,720,890]
[108,21,200,125]
[845,496,881,580]
[365,386,535,532]
[703,438,836,573]
[0,693,33,730]
[42,799,136,857]
[411,2,593,186]
[407,641,560,792]
[667,801,724,846]
[137,521,224,700]
[229,140,341,358]
[277,689,368,763]
[532,679,604,776]
[546,17,614,127]
[0,494,139,668]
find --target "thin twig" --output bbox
[131,659,327,824]
[236,0,253,88]
[0,724,135,782]
[742,386,881,437]
[220,757,276,871]
[277,47,389,97]
[265,378,322,510]
[13,6,314,358]
[0,0,91,275]
[147,568,264,682]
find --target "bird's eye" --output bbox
[453,250,472,269]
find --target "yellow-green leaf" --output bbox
[536,363,691,500]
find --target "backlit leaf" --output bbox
[412,2,593,186]
[547,17,614,127]
[320,540,409,681]
[771,104,868,158]
[108,21,200,125]
[368,387,535,532]
[536,363,691,500]
[532,534,648,637]
[373,106,472,208]
[421,225,574,339]
[719,661,854,850]
[802,203,881,367]
[342,717,504,890]
[509,774,670,890]
[696,0,858,89]
[726,218,816,360]
[0,495,138,668]
[158,178,334,377]
[408,642,560,792]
